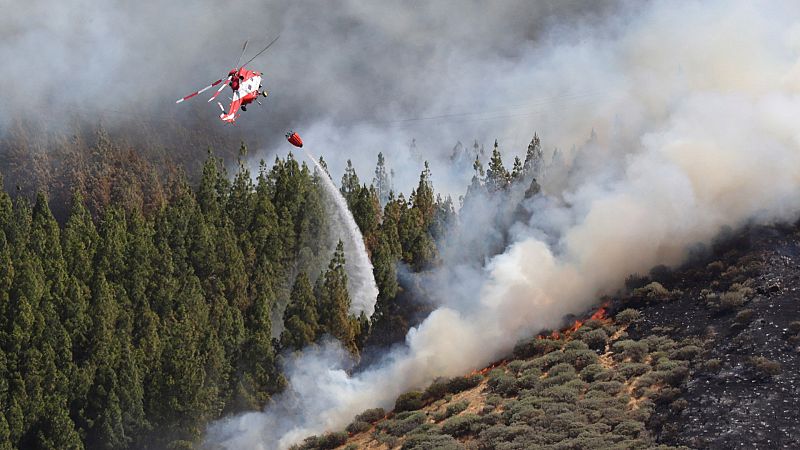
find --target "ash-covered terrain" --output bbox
[628,224,800,449]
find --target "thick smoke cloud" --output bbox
[206,1,800,448]
[0,0,620,194]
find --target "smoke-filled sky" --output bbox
[1,0,625,194]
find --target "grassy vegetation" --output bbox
[295,308,701,450]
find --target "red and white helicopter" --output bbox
[176,36,279,123]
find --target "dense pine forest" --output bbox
[0,123,551,449]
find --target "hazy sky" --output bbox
[0,0,625,194]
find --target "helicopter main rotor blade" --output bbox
[233,40,248,69]
[176,78,226,104]
[208,76,232,102]
[241,34,280,68]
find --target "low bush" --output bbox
[506,360,526,373]
[477,424,535,450]
[373,432,398,447]
[642,335,677,353]
[446,374,483,394]
[317,432,348,449]
[563,347,599,370]
[293,431,349,450]
[516,373,540,390]
[579,364,607,382]
[589,380,624,395]
[423,378,450,401]
[540,371,577,389]
[702,358,722,372]
[612,340,648,362]
[512,337,561,359]
[563,340,590,351]
[542,385,580,403]
[354,407,385,424]
[734,309,754,325]
[653,363,689,387]
[617,362,651,378]
[633,281,669,298]
[395,391,425,412]
[615,308,641,325]
[646,386,682,404]
[719,290,745,311]
[487,369,518,397]
[345,420,371,434]
[670,398,688,412]
[613,420,645,438]
[536,349,567,370]
[548,363,576,377]
[749,356,782,377]
[671,344,702,361]
[433,400,469,421]
[485,395,503,407]
[401,432,462,450]
[441,413,482,437]
[378,411,426,436]
[581,328,609,351]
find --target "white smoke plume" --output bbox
[206,1,800,448]
[303,148,379,317]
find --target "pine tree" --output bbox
[30,192,68,314]
[270,153,307,263]
[411,162,435,229]
[523,133,544,177]
[431,194,456,242]
[472,154,483,179]
[0,173,12,236]
[95,207,129,289]
[62,192,98,360]
[380,193,404,259]
[197,155,224,224]
[34,397,83,450]
[296,173,329,276]
[486,140,510,192]
[317,156,330,177]
[239,273,278,408]
[340,159,360,207]
[227,156,255,237]
[370,232,398,326]
[511,156,523,180]
[151,272,214,444]
[316,241,356,351]
[280,272,318,351]
[0,412,12,450]
[354,312,370,351]
[0,231,13,343]
[6,197,49,446]
[373,152,391,206]
[352,185,380,247]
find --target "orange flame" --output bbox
[468,359,507,376]
[537,303,610,340]
[467,303,612,378]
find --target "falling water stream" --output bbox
[304,149,379,317]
